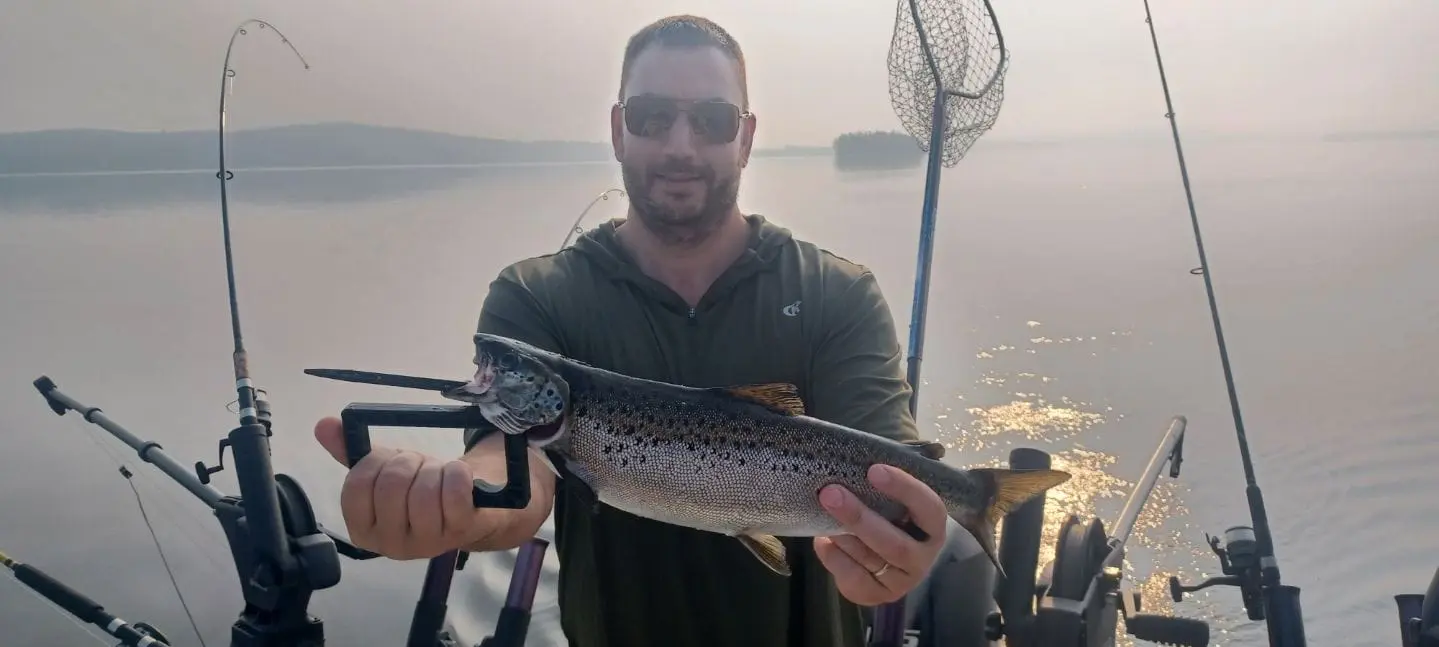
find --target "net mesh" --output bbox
[886,0,1009,167]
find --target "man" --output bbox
[313,14,951,647]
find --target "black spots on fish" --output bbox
[763,445,827,478]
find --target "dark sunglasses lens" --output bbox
[625,99,678,138]
[690,102,742,143]
[624,98,743,144]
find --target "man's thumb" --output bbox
[314,416,350,466]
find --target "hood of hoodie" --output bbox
[567,213,795,315]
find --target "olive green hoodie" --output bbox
[467,214,917,647]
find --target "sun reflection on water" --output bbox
[934,321,1228,646]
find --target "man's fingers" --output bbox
[829,534,900,582]
[339,449,395,542]
[820,483,920,570]
[814,537,890,606]
[314,417,349,466]
[440,460,476,540]
[814,536,870,583]
[867,464,949,540]
[407,456,446,542]
[373,451,424,552]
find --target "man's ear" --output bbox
[738,112,758,169]
[610,102,625,162]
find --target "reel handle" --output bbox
[339,403,531,509]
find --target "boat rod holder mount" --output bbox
[985,416,1213,647]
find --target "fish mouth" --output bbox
[446,358,496,404]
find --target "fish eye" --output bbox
[498,353,519,370]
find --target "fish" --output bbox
[441,332,1071,578]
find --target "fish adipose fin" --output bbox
[965,468,1072,580]
[901,439,946,460]
[735,533,791,576]
[711,383,806,416]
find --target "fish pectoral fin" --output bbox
[714,383,806,416]
[735,533,791,576]
[901,439,946,460]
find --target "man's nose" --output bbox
[660,113,701,157]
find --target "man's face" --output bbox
[611,45,756,243]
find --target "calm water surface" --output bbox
[1,138,1435,647]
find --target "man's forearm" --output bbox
[459,432,556,552]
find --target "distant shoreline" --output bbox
[0,157,850,180]
[2,121,1432,176]
[0,160,612,179]
[0,122,831,176]
[832,130,925,171]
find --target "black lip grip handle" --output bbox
[338,402,531,509]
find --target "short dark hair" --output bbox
[618,15,749,108]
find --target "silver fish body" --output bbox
[449,333,1071,575]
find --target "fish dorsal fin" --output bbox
[713,383,806,416]
[902,439,946,460]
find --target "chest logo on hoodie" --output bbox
[781,300,802,317]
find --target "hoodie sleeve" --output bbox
[463,265,566,452]
[807,270,919,442]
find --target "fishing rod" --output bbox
[560,188,625,249]
[1130,2,1310,645]
[22,19,369,647]
[11,18,576,647]
[872,0,1010,644]
[985,4,1438,647]
[1,545,175,646]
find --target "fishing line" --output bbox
[65,412,233,575]
[51,410,212,646]
[121,464,209,647]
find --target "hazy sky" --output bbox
[2,0,1435,146]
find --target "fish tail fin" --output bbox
[960,467,1072,579]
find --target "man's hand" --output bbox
[314,417,496,560]
[814,463,948,606]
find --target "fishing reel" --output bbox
[985,417,1212,647]
[1164,495,1308,647]
[1166,526,1265,618]
[110,623,172,647]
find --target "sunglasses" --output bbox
[618,95,752,145]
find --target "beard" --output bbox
[621,157,740,248]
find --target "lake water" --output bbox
[1,137,1435,647]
